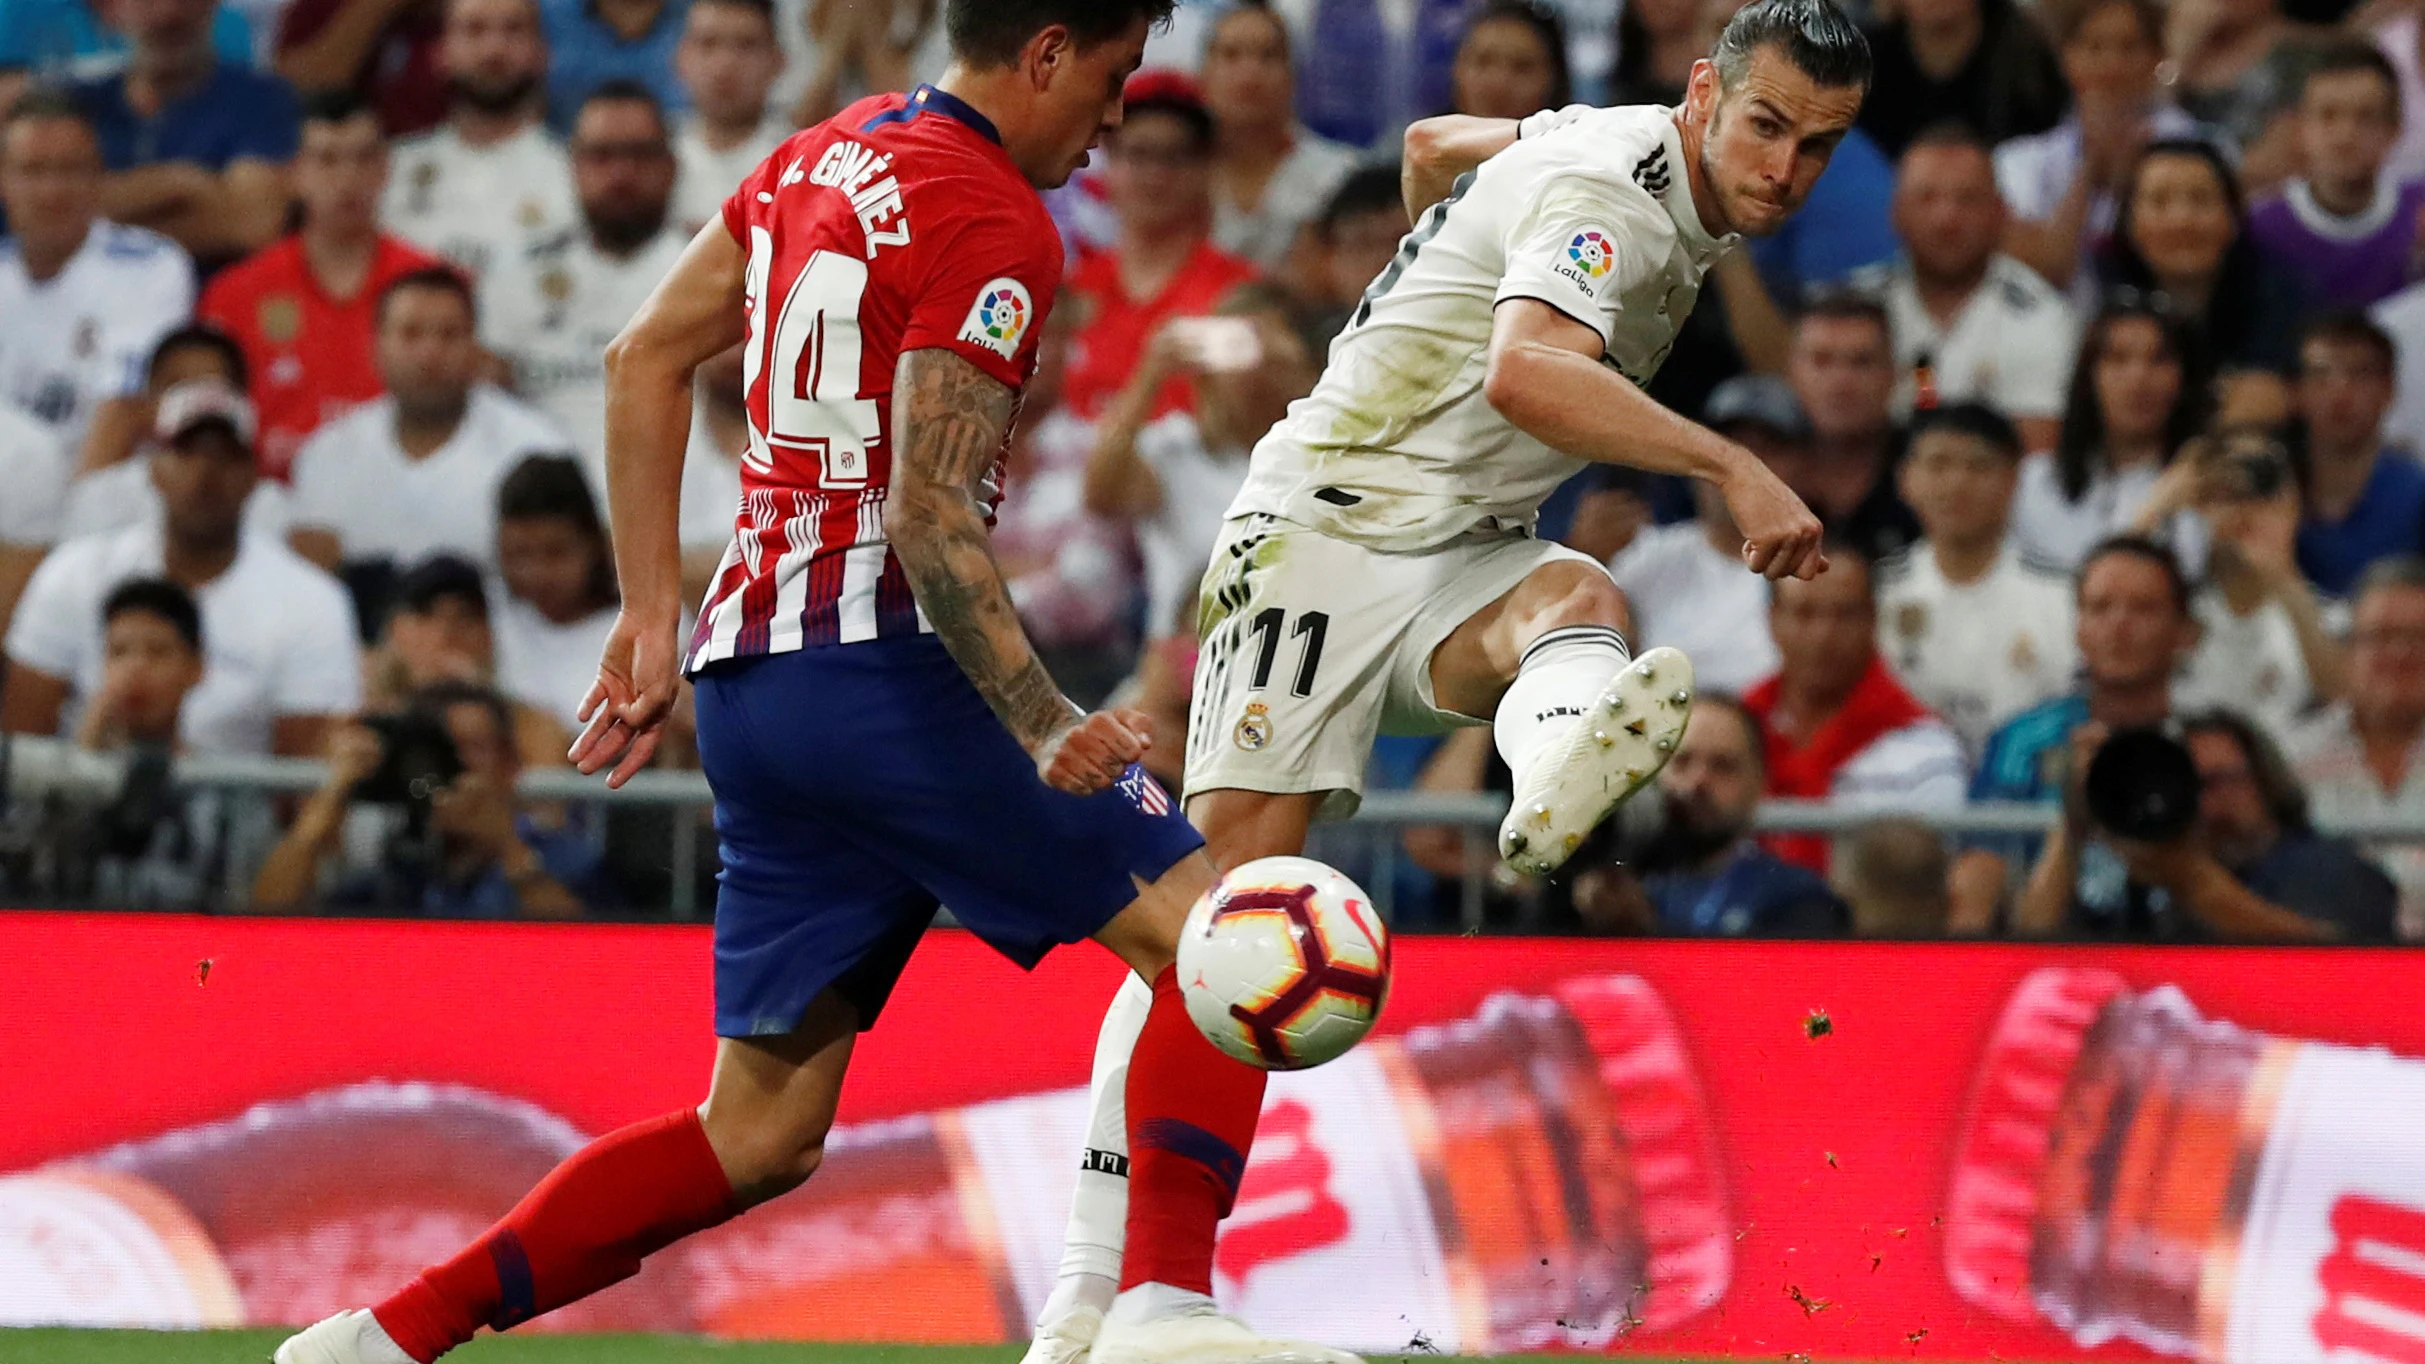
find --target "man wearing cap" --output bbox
[1605,374,1801,693]
[1057,70,1258,422]
[0,378,362,758]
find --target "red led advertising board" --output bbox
[0,912,2416,1363]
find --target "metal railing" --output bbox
[102,752,2425,926]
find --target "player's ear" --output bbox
[1024,23,1073,91]
[1685,58,1720,125]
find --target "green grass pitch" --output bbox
[0,1336,1552,1364]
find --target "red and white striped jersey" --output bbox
[685,85,1063,673]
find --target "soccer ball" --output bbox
[1177,856,1390,1070]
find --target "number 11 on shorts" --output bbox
[1247,609,1328,697]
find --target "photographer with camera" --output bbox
[2010,710,2395,941]
[2128,425,2345,730]
[250,681,603,918]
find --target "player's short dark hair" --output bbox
[575,78,669,135]
[2301,35,2402,118]
[946,0,1178,69]
[1910,402,2023,462]
[394,553,490,618]
[1713,0,1871,92]
[149,324,249,391]
[301,88,379,130]
[1318,163,1403,236]
[2079,534,2192,617]
[1795,290,1891,340]
[410,678,517,747]
[103,577,203,655]
[377,265,478,328]
[2299,309,2397,374]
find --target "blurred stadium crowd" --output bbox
[7,0,2425,942]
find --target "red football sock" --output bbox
[373,1107,735,1362]
[1120,965,1268,1295]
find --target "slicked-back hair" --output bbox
[1712,0,1871,92]
[947,0,1177,68]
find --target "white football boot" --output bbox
[272,1309,417,1364]
[1020,1304,1107,1364]
[1090,1298,1364,1364]
[1498,645,1695,877]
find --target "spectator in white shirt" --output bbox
[1608,375,1794,693]
[671,0,792,236]
[2287,555,2425,938]
[1197,3,1357,279]
[1878,403,2078,756]
[289,266,567,572]
[0,92,197,472]
[0,402,68,642]
[492,454,618,736]
[1854,123,2078,452]
[58,323,296,545]
[2012,297,2214,571]
[480,80,686,489]
[1,379,361,757]
[383,0,579,279]
[1087,282,1314,647]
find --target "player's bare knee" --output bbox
[701,1106,831,1206]
[1508,564,1630,645]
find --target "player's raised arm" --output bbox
[1400,106,1593,219]
[1484,297,1826,580]
[885,348,1148,795]
[573,219,750,785]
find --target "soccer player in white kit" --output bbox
[1030,3,1869,1361]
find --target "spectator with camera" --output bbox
[288,267,564,574]
[1087,282,1314,660]
[1956,535,2196,927]
[1746,541,1970,872]
[2126,426,2342,731]
[2287,556,2425,938]
[3,379,360,758]
[1878,403,2079,757]
[1563,694,1851,936]
[2009,708,2396,941]
[251,679,607,916]
[365,551,570,762]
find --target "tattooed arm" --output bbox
[885,348,1150,794]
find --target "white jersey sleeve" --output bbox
[1493,165,1676,349]
[3,538,102,682]
[262,551,364,716]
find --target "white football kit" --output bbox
[1188,104,1735,814]
[384,124,581,281]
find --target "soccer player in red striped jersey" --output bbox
[273,3,1362,1364]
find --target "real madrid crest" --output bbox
[539,267,574,329]
[1896,602,1927,639]
[1233,702,1272,752]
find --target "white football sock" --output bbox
[1493,624,1630,786]
[1107,1281,1219,1326]
[1035,971,1155,1332]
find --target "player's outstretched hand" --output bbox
[1035,707,1154,796]
[570,607,683,789]
[1719,454,1828,581]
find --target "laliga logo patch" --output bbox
[1566,229,1614,280]
[957,277,1032,359]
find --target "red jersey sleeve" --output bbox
[720,134,798,245]
[896,182,1063,391]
